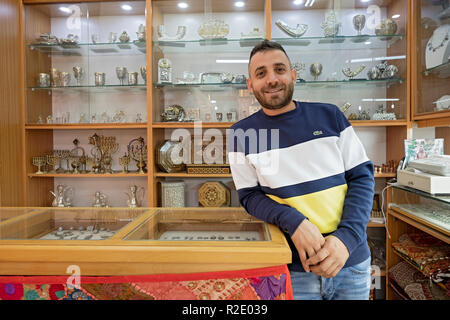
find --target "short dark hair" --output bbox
[249,39,291,68]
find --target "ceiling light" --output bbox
[392,14,400,19]
[59,6,71,14]
[177,2,189,9]
[216,59,249,64]
[234,1,245,8]
[121,4,132,11]
[305,0,315,7]
[293,0,303,5]
[361,0,370,2]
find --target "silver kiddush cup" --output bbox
[128,72,138,85]
[38,73,51,87]
[94,72,106,86]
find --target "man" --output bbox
[227,40,374,300]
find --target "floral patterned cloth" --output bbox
[0,265,292,300]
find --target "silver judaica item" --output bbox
[125,185,145,208]
[116,67,128,85]
[157,25,187,41]
[352,15,366,36]
[158,58,172,83]
[73,66,84,86]
[310,63,323,81]
[128,72,138,85]
[321,11,341,37]
[59,72,71,87]
[94,72,106,86]
[161,104,185,122]
[160,181,185,207]
[38,73,50,87]
[197,19,229,40]
[50,185,74,207]
[342,65,366,80]
[136,24,146,42]
[92,191,108,207]
[375,19,398,40]
[292,62,306,81]
[119,31,130,43]
[367,66,381,80]
[275,20,308,38]
[140,66,146,84]
[108,32,117,43]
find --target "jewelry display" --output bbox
[127,136,147,174]
[128,71,138,85]
[125,185,145,208]
[119,31,130,43]
[234,74,246,84]
[40,226,116,240]
[73,66,84,86]
[216,112,223,122]
[198,181,230,207]
[32,156,46,174]
[227,112,233,122]
[200,72,222,84]
[158,58,172,83]
[116,67,128,85]
[50,185,73,207]
[310,63,323,80]
[321,11,341,37]
[433,95,450,111]
[160,181,185,207]
[108,32,117,43]
[38,73,50,87]
[36,33,58,45]
[186,108,200,121]
[119,153,131,173]
[198,19,229,40]
[59,72,71,86]
[352,14,366,36]
[157,25,187,41]
[240,27,263,39]
[375,18,398,40]
[92,191,108,207]
[425,24,450,69]
[94,72,106,86]
[367,61,398,80]
[357,105,371,120]
[161,104,186,122]
[342,65,366,80]
[140,66,146,84]
[275,20,308,38]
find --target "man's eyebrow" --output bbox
[253,62,287,74]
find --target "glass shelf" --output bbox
[392,184,450,206]
[29,41,146,56]
[152,37,264,53]
[273,34,404,50]
[154,78,403,90]
[422,60,450,78]
[29,84,147,93]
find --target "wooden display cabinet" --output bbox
[386,184,450,300]
[0,207,291,275]
[412,0,450,127]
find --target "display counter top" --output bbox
[0,207,291,276]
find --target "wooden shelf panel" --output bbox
[26,123,148,130]
[152,122,233,128]
[350,120,408,127]
[374,173,396,178]
[28,173,147,178]
[155,172,232,178]
[367,222,386,228]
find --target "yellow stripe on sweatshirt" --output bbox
[266,184,348,234]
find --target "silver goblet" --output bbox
[310,63,323,81]
[140,66,146,84]
[60,72,71,87]
[116,67,128,85]
[352,14,366,36]
[73,66,84,86]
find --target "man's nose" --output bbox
[266,71,279,86]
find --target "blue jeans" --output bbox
[290,257,371,300]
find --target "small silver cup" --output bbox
[60,72,71,86]
[38,73,50,87]
[94,72,106,86]
[128,72,138,85]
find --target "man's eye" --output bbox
[276,67,286,73]
[256,71,265,77]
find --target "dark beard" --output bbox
[253,81,294,110]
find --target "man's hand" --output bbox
[291,219,325,272]
[307,235,349,278]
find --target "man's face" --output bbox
[247,49,297,110]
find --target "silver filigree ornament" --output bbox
[275,20,308,38]
[157,25,187,41]
[342,65,366,79]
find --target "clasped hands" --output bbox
[291,219,349,278]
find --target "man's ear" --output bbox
[246,76,253,94]
[291,68,297,83]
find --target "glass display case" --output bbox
[412,0,450,123]
[386,185,450,300]
[0,207,290,275]
[0,208,38,223]
[22,1,149,207]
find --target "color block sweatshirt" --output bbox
[227,101,374,272]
